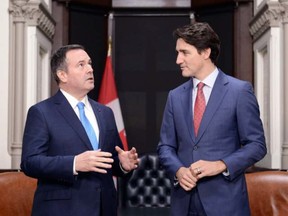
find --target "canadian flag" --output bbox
[98,55,128,151]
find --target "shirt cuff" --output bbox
[173,176,179,186]
[222,169,230,176]
[73,157,78,175]
[119,162,129,174]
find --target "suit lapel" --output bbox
[53,91,94,150]
[180,80,196,143]
[89,98,105,150]
[195,71,229,142]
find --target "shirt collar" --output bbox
[193,68,219,89]
[60,89,90,110]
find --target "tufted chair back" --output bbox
[118,153,171,209]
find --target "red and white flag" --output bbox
[98,54,128,151]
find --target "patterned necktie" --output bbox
[194,82,206,136]
[77,102,98,149]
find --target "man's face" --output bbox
[175,38,209,80]
[58,49,94,99]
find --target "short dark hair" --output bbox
[173,22,220,64]
[50,44,85,84]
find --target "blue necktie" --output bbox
[77,102,98,150]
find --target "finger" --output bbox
[180,182,194,191]
[91,166,109,174]
[196,173,203,180]
[135,158,140,166]
[196,168,206,179]
[130,149,138,160]
[95,161,113,169]
[94,150,112,158]
[190,166,199,176]
[115,146,124,154]
[96,157,114,164]
[129,147,137,154]
[185,178,197,187]
[183,171,198,184]
[180,184,189,191]
[129,152,138,161]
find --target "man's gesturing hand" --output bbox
[115,146,139,172]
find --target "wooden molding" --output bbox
[112,0,190,8]
[52,0,112,7]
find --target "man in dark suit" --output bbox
[21,44,139,216]
[157,22,267,216]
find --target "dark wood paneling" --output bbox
[112,0,190,8]
[192,0,253,9]
[195,5,234,76]
[113,12,190,154]
[192,0,233,9]
[69,3,109,100]
[53,0,112,7]
[53,0,254,154]
[233,1,253,83]
[53,0,252,9]
[51,1,70,95]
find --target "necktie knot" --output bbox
[77,102,85,110]
[197,82,205,90]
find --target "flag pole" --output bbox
[99,12,128,151]
[108,12,113,38]
[108,13,113,57]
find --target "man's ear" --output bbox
[56,70,67,83]
[202,48,211,60]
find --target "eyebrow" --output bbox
[177,49,189,53]
[77,59,92,64]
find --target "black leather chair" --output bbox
[118,157,288,216]
[117,153,171,216]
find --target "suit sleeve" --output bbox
[222,82,267,180]
[21,105,75,183]
[157,91,185,179]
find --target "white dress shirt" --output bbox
[192,68,219,113]
[60,89,100,175]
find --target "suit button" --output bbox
[193,145,198,151]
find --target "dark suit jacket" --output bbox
[21,90,127,216]
[157,70,267,216]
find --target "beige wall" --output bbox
[0,0,55,169]
[0,0,12,169]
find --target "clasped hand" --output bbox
[176,160,227,191]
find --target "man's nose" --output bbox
[176,54,182,65]
[87,64,93,71]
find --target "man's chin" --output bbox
[181,71,191,77]
[87,85,95,91]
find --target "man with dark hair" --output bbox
[157,22,266,216]
[21,44,139,216]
